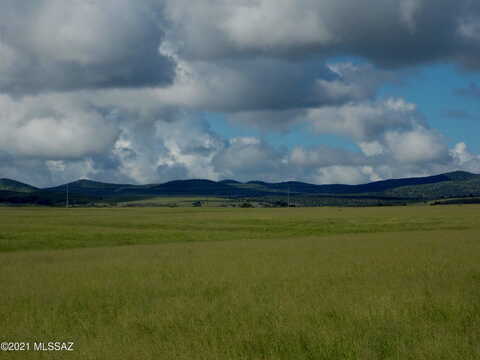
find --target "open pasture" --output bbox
[1,206,480,359]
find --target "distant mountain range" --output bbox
[1,170,480,206]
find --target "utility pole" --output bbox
[288,185,290,207]
[66,182,69,208]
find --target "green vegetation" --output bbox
[1,170,480,207]
[0,178,37,193]
[118,196,238,207]
[1,206,480,359]
[432,197,480,205]
[385,177,480,199]
[1,206,478,252]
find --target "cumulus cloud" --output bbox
[383,128,449,164]
[0,94,119,159]
[307,98,421,141]
[1,0,480,186]
[163,0,480,69]
[305,97,453,166]
[314,166,380,185]
[149,58,387,113]
[1,116,478,188]
[450,142,480,173]
[0,0,174,94]
[219,62,398,129]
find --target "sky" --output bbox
[1,0,480,187]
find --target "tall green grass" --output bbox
[1,206,478,252]
[1,206,480,359]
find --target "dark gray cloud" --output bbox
[145,57,390,113]
[3,0,480,98]
[0,0,175,94]
[163,0,480,69]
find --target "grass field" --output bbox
[1,206,480,359]
[117,196,234,207]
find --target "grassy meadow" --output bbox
[117,196,235,207]
[1,206,480,359]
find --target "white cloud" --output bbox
[314,166,375,185]
[219,0,333,51]
[307,98,420,141]
[383,128,449,164]
[358,141,384,157]
[1,0,480,187]
[0,94,118,159]
[450,142,480,173]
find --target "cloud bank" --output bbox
[1,0,480,186]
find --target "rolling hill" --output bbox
[45,179,139,196]
[0,179,38,193]
[1,170,479,206]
